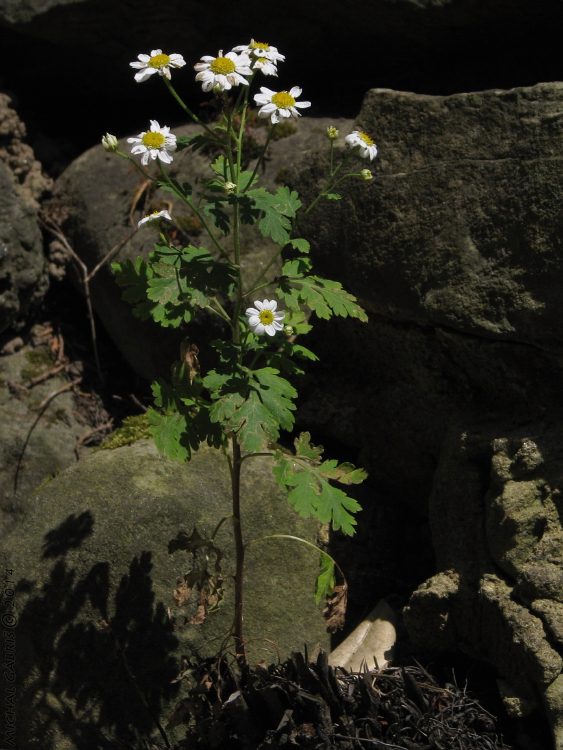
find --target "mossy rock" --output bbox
[1,439,329,749]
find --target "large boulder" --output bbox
[0,341,90,533]
[52,117,352,382]
[0,439,330,749]
[290,82,563,508]
[403,418,563,747]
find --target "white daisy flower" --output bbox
[254,87,311,125]
[245,299,285,336]
[233,40,285,65]
[130,49,186,82]
[252,57,278,76]
[345,130,378,161]
[194,50,252,92]
[127,121,177,166]
[138,209,172,228]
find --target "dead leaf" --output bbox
[180,338,200,383]
[323,584,348,633]
[173,569,201,606]
[166,698,199,730]
[189,603,207,625]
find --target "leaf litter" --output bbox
[160,651,514,750]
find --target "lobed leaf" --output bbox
[315,553,336,605]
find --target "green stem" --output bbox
[237,452,275,465]
[210,515,234,542]
[156,160,230,262]
[231,436,245,665]
[244,242,286,296]
[244,278,277,298]
[294,147,359,231]
[117,152,159,182]
[242,123,278,193]
[163,77,221,142]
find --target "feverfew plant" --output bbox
[104,40,376,664]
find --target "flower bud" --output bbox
[102,133,119,152]
[360,169,373,181]
[326,126,339,141]
[283,325,294,336]
[223,181,237,194]
[213,84,223,95]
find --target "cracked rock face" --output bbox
[288,82,563,745]
[403,421,563,746]
[0,94,51,331]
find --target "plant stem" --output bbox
[245,534,346,580]
[231,436,246,665]
[155,160,231,262]
[242,123,278,193]
[245,242,287,296]
[163,77,221,142]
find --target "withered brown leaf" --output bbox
[323,584,348,633]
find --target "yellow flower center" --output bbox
[142,132,166,149]
[149,53,171,69]
[257,57,268,64]
[359,132,374,147]
[258,309,275,325]
[272,91,295,109]
[210,57,236,75]
[251,41,269,50]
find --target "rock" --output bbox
[0,0,87,25]
[293,83,563,344]
[0,439,330,749]
[0,93,50,331]
[52,117,352,382]
[403,417,563,747]
[0,343,91,532]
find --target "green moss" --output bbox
[94,414,152,451]
[34,468,61,494]
[271,121,298,140]
[21,348,55,381]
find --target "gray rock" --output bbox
[53,117,352,382]
[293,83,563,344]
[403,418,563,746]
[0,0,87,25]
[0,159,47,331]
[0,439,329,749]
[0,344,91,533]
[0,93,50,331]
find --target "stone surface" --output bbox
[52,117,352,382]
[0,93,50,331]
[0,439,329,749]
[0,343,91,534]
[0,0,86,24]
[403,418,563,744]
[293,83,563,344]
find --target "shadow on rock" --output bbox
[15,542,179,749]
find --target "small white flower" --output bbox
[138,209,172,228]
[345,130,378,161]
[194,50,252,92]
[233,40,285,65]
[245,299,285,336]
[101,133,119,152]
[130,49,186,82]
[252,57,278,76]
[127,121,177,166]
[254,87,311,125]
[326,126,339,141]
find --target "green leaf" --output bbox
[325,193,341,200]
[245,186,302,246]
[176,133,211,153]
[206,367,296,451]
[316,553,335,605]
[157,178,193,199]
[210,155,232,180]
[203,202,230,235]
[112,257,152,304]
[273,433,365,535]
[277,260,368,322]
[290,238,310,253]
[148,408,193,462]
